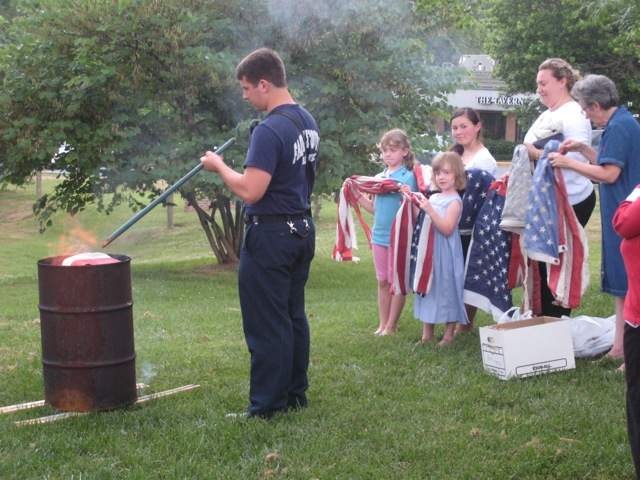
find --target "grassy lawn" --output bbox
[0,179,631,479]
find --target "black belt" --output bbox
[244,212,310,224]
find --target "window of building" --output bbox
[480,112,506,140]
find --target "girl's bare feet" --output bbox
[420,324,435,344]
[438,323,456,346]
[380,328,397,336]
[454,323,472,335]
[437,336,454,347]
[374,327,384,336]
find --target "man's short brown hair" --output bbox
[236,48,287,87]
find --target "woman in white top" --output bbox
[450,108,498,176]
[524,58,596,319]
[450,108,497,334]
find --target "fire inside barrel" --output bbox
[60,252,121,266]
[37,254,137,412]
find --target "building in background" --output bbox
[445,55,532,142]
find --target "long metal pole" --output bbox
[102,137,235,247]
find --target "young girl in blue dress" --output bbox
[357,129,418,335]
[412,151,468,345]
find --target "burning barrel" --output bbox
[37,253,137,412]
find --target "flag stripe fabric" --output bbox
[390,196,415,295]
[332,176,399,261]
[410,210,435,295]
[522,140,589,310]
[523,143,561,265]
[545,163,589,309]
[333,168,434,296]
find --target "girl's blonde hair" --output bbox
[378,128,415,171]
[431,152,467,191]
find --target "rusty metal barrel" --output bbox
[37,254,137,412]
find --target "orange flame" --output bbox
[48,220,99,262]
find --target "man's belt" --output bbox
[244,212,311,224]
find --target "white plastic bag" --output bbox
[564,314,615,358]
[497,306,533,324]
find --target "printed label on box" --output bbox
[515,358,569,378]
[481,344,505,369]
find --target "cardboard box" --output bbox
[479,317,575,380]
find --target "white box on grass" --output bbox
[479,317,575,380]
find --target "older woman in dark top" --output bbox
[549,74,640,366]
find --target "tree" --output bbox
[0,0,251,262]
[483,0,640,108]
[0,0,461,263]
[268,0,464,192]
[414,0,489,63]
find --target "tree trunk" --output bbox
[166,193,174,229]
[312,194,322,222]
[184,191,244,264]
[36,172,43,199]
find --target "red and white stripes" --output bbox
[332,167,433,296]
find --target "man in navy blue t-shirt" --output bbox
[201,48,319,419]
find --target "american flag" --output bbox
[332,175,400,261]
[409,210,435,296]
[523,140,589,309]
[414,163,434,193]
[500,144,533,234]
[523,142,561,265]
[390,193,421,295]
[332,175,420,296]
[463,178,516,320]
[333,170,434,296]
[459,168,495,235]
[390,165,433,295]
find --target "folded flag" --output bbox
[523,142,561,265]
[332,169,434,296]
[523,140,589,309]
[463,178,515,320]
[500,145,533,234]
[459,168,495,235]
[332,175,399,261]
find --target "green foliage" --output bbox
[276,0,463,192]
[483,0,640,107]
[483,137,517,160]
[0,0,243,229]
[0,0,462,234]
[415,0,489,60]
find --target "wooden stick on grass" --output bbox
[14,384,199,427]
[0,399,46,415]
[2,383,148,415]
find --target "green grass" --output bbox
[0,180,631,479]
